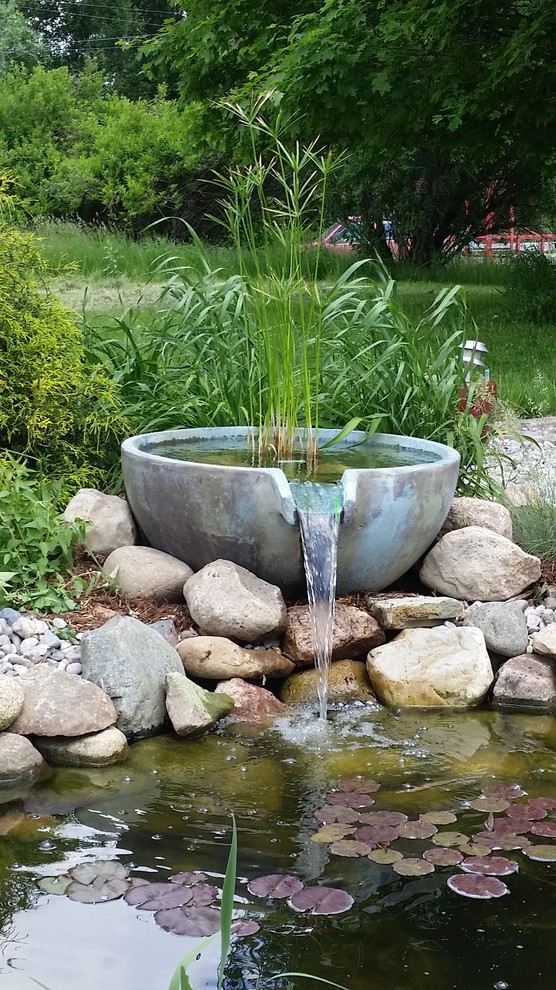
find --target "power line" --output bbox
[21,1,181,16]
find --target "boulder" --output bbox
[492,654,556,711]
[367,595,463,630]
[0,675,24,730]
[440,497,513,539]
[165,672,234,736]
[531,625,556,659]
[9,666,117,737]
[103,547,193,603]
[64,488,137,556]
[0,733,47,783]
[184,560,287,642]
[177,637,295,681]
[214,678,291,722]
[33,727,128,767]
[462,602,529,658]
[80,616,183,739]
[278,659,376,705]
[282,604,384,667]
[366,626,493,708]
[420,527,541,602]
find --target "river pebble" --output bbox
[0,611,82,677]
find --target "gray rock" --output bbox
[282,603,384,666]
[531,624,556,659]
[0,608,21,625]
[177,637,295,681]
[462,602,529,657]
[51,618,68,629]
[149,619,179,647]
[493,654,556,711]
[103,546,193,603]
[165,672,234,736]
[80,616,183,739]
[420,527,541,602]
[0,733,46,783]
[367,595,463,629]
[366,626,493,708]
[33,727,128,767]
[64,488,137,556]
[0,676,24,729]
[12,617,48,640]
[278,659,376,705]
[214,678,291,723]
[440,497,513,539]
[9,666,117,737]
[184,560,287,643]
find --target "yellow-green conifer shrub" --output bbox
[0,222,127,495]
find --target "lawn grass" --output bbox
[35,221,556,418]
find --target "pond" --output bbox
[1,704,556,990]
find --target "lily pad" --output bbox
[337,778,380,794]
[458,841,493,856]
[359,811,408,827]
[329,839,373,857]
[247,874,304,898]
[155,906,221,936]
[530,822,556,838]
[397,820,438,840]
[392,858,435,877]
[368,848,404,865]
[188,884,219,907]
[482,784,526,801]
[311,825,357,843]
[124,882,189,907]
[460,856,518,876]
[136,886,194,911]
[523,844,556,862]
[432,831,468,847]
[314,806,361,824]
[325,792,374,809]
[420,811,457,826]
[355,824,399,845]
[529,797,556,812]
[423,848,463,867]
[468,796,510,813]
[447,874,509,899]
[38,876,72,896]
[69,861,129,885]
[289,886,354,916]
[506,803,547,821]
[231,919,260,936]
[170,871,208,885]
[67,876,129,903]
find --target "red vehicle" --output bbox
[313,218,399,258]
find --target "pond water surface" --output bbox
[1,704,556,990]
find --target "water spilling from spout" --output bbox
[289,481,342,721]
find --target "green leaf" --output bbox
[218,814,237,990]
[320,417,362,450]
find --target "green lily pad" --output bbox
[523,844,556,861]
[432,831,468,847]
[468,797,510,813]
[329,839,373,857]
[368,848,404,865]
[311,824,357,843]
[420,811,457,826]
[38,876,72,896]
[392,858,435,877]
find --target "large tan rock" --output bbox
[420,527,541,602]
[214,678,291,722]
[282,604,384,667]
[64,488,137,555]
[0,675,24,730]
[165,672,234,736]
[33,727,128,767]
[0,733,46,783]
[9,666,117,737]
[177,637,294,681]
[366,626,493,708]
[184,560,287,642]
[103,546,193,603]
[531,625,556,659]
[492,654,556,710]
[367,595,463,630]
[278,659,375,705]
[440,497,513,539]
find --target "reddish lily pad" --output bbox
[523,844,556,862]
[460,856,518,876]
[325,792,375,809]
[247,874,304,898]
[489,834,530,851]
[392,858,435,877]
[420,811,457,826]
[337,778,380,794]
[314,806,360,824]
[359,811,408,827]
[423,848,463,867]
[432,831,468,847]
[155,906,221,936]
[529,797,556,812]
[231,919,260,936]
[468,796,510,813]
[136,886,194,911]
[530,822,556,838]
[67,876,129,903]
[355,824,399,845]
[311,825,357,843]
[482,784,527,801]
[289,886,354,916]
[397,820,438,840]
[124,882,187,907]
[329,839,373,857]
[170,871,208,886]
[447,874,509,899]
[368,848,404,865]
[506,803,547,821]
[187,884,219,907]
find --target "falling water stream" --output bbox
[289,480,342,720]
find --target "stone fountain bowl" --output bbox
[121,427,460,596]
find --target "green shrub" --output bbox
[0,221,126,493]
[503,252,556,325]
